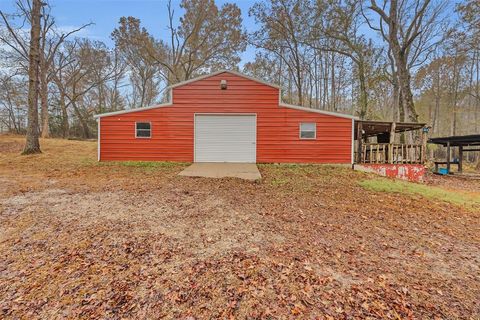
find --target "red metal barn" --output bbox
[95,71,356,163]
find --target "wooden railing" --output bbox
[355,143,425,164]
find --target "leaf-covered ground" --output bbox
[0,136,479,319]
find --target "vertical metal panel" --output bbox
[99,72,353,163]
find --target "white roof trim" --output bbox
[168,69,281,90]
[94,70,357,120]
[279,102,358,120]
[93,102,172,118]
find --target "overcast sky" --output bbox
[0,0,259,65]
[0,0,459,68]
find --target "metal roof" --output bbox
[94,70,358,120]
[428,134,480,146]
[168,69,282,90]
[354,120,426,139]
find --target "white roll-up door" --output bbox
[194,114,256,163]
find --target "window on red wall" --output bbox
[299,123,316,139]
[135,122,151,138]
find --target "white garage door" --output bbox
[194,114,256,163]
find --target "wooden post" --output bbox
[458,145,463,172]
[356,122,363,163]
[389,122,396,143]
[388,143,392,164]
[389,122,396,164]
[446,141,451,173]
[421,127,427,164]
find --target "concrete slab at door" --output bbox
[179,163,261,181]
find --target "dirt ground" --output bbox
[425,172,480,193]
[0,135,479,319]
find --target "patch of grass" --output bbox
[260,164,354,194]
[260,163,350,177]
[79,157,99,166]
[269,177,289,186]
[0,136,187,176]
[94,161,189,174]
[98,161,187,168]
[359,178,480,208]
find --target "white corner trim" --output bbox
[351,118,354,164]
[97,118,100,161]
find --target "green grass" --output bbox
[96,160,189,171]
[115,161,186,168]
[260,164,353,194]
[359,178,480,208]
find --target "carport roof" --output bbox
[354,120,426,139]
[428,134,480,146]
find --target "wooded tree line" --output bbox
[0,0,478,155]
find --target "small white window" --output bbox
[300,123,316,139]
[135,122,151,138]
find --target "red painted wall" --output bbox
[99,72,353,163]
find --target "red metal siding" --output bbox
[100,72,353,163]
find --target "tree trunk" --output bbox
[392,76,399,121]
[323,56,328,109]
[23,0,42,155]
[288,72,292,103]
[39,65,50,138]
[314,54,319,109]
[140,72,147,108]
[358,62,368,119]
[451,52,460,136]
[296,67,303,106]
[398,90,406,143]
[432,66,441,134]
[72,101,90,139]
[330,52,336,111]
[396,57,418,123]
[60,92,69,138]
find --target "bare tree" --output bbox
[365,0,447,123]
[37,5,91,138]
[1,0,91,139]
[309,0,380,119]
[112,0,246,99]
[0,73,27,133]
[162,0,246,82]
[243,52,282,85]
[111,17,162,108]
[249,0,312,106]
[24,0,41,153]
[52,39,120,138]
